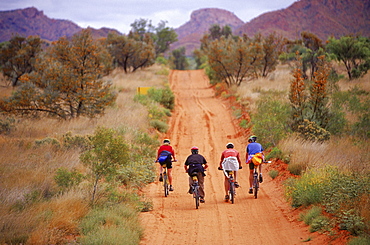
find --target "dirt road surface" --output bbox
[140,70,324,245]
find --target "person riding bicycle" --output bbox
[219,142,242,201]
[184,146,208,203]
[157,139,177,191]
[246,135,264,194]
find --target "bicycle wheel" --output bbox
[253,179,258,199]
[163,174,169,197]
[193,187,199,209]
[229,182,235,204]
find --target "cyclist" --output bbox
[157,139,177,191]
[246,135,264,194]
[184,146,208,203]
[219,142,242,201]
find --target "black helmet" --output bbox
[226,142,234,148]
[191,146,199,154]
[248,135,257,142]
[163,139,170,144]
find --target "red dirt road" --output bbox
[140,70,325,245]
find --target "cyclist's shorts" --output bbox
[160,160,172,169]
[249,162,256,170]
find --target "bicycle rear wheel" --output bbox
[193,187,199,209]
[163,174,169,197]
[253,180,258,199]
[229,182,235,204]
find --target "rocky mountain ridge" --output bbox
[1,0,369,55]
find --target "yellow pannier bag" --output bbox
[252,152,263,166]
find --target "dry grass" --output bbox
[278,135,369,173]
[0,64,168,243]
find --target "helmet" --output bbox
[191,146,199,154]
[226,142,234,148]
[163,139,170,144]
[248,135,257,142]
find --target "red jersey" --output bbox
[220,149,241,163]
[157,144,175,159]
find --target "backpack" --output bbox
[251,152,264,166]
[158,150,171,164]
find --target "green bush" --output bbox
[288,162,306,176]
[34,137,61,148]
[309,215,331,233]
[79,204,143,245]
[147,86,175,110]
[54,168,84,192]
[250,92,291,148]
[62,131,91,151]
[285,166,370,236]
[150,119,168,133]
[348,236,370,245]
[269,170,279,179]
[300,206,322,226]
[266,147,283,160]
[297,119,331,142]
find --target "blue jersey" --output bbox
[246,142,264,155]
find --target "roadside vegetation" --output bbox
[1,18,369,244]
[0,57,171,243]
[196,25,369,243]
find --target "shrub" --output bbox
[79,204,143,245]
[300,206,322,226]
[62,131,91,151]
[266,147,283,160]
[250,92,291,148]
[150,119,168,133]
[34,137,61,149]
[309,215,331,233]
[0,117,15,134]
[297,119,331,142]
[288,162,306,175]
[269,170,279,179]
[147,86,175,110]
[54,168,84,192]
[348,236,370,245]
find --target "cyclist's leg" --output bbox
[198,172,205,199]
[166,160,173,184]
[167,168,173,185]
[224,176,229,195]
[258,164,263,182]
[249,162,254,193]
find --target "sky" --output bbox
[1,0,298,34]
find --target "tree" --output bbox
[301,32,324,80]
[0,35,42,86]
[307,55,330,128]
[260,32,284,77]
[130,19,177,57]
[289,53,307,130]
[326,35,370,80]
[153,20,178,55]
[80,127,129,204]
[204,35,263,87]
[170,47,188,70]
[106,32,155,73]
[0,29,116,119]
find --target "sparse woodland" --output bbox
[0,22,369,244]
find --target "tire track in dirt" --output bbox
[140,69,318,245]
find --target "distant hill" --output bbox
[1,0,369,56]
[171,8,245,55]
[0,7,121,42]
[235,0,370,41]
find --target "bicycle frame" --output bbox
[191,173,200,209]
[253,167,259,199]
[223,169,236,203]
[162,164,169,197]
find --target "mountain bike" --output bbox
[190,172,201,209]
[252,161,271,199]
[162,164,170,197]
[219,167,236,204]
